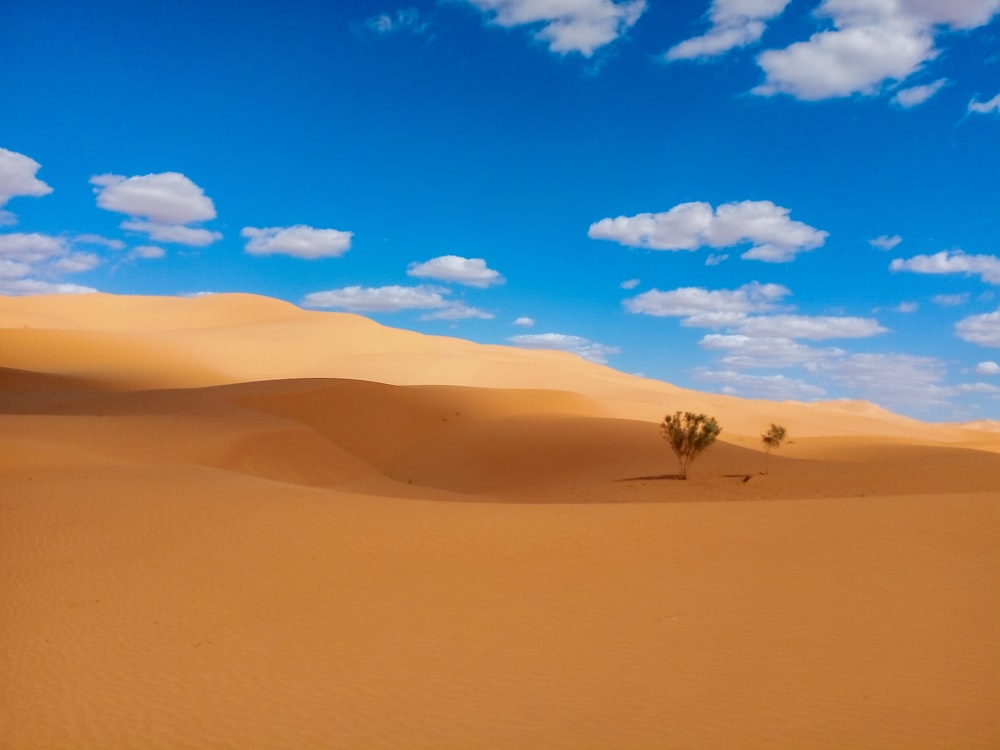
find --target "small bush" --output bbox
[660,411,721,479]
[761,424,787,475]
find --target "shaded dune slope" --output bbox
[4,365,1000,501]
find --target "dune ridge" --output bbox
[2,292,998,748]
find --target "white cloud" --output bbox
[508,332,621,363]
[705,253,729,266]
[242,225,353,259]
[121,220,222,247]
[364,8,428,35]
[975,361,1000,375]
[0,232,67,263]
[700,334,843,368]
[49,252,100,274]
[890,250,1000,284]
[755,21,934,100]
[619,278,640,289]
[513,316,535,326]
[956,308,1000,347]
[736,314,888,339]
[752,0,1000,101]
[421,303,494,320]
[956,382,1000,394]
[904,0,1000,28]
[91,171,220,247]
[870,234,902,250]
[75,233,126,251]
[91,172,215,224]
[0,259,31,279]
[932,293,969,306]
[129,245,166,260]
[407,255,504,287]
[666,0,791,61]
[811,351,954,409]
[589,200,827,262]
[0,148,53,225]
[461,0,647,56]
[624,281,790,319]
[303,284,447,313]
[302,284,491,320]
[892,78,947,107]
[695,368,827,400]
[0,279,97,296]
[893,301,919,313]
[969,92,1000,114]
[0,232,102,292]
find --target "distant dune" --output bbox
[2,292,998,749]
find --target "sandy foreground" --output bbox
[2,293,999,749]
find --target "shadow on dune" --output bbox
[616,473,685,481]
[5,367,1000,500]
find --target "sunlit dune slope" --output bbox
[2,292,996,449]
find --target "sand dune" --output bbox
[2,292,999,748]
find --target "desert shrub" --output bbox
[760,423,787,474]
[660,411,721,479]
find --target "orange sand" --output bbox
[2,293,998,748]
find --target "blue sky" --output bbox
[2,0,999,421]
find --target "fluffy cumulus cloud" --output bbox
[969,92,1000,114]
[753,0,1000,101]
[870,234,902,250]
[91,172,215,224]
[0,147,53,225]
[975,361,1000,375]
[91,172,221,247]
[890,250,1000,284]
[666,0,791,61]
[892,78,947,107]
[513,316,535,326]
[460,0,646,56]
[302,284,491,319]
[507,332,620,363]
[242,225,353,259]
[589,200,827,262]
[956,308,1000,347]
[624,281,790,322]
[0,232,100,296]
[407,255,504,287]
